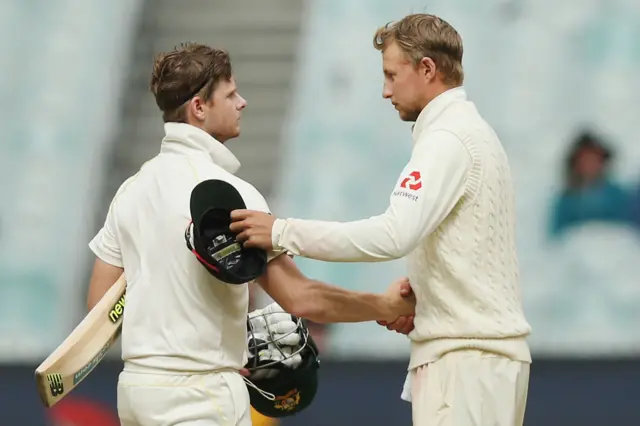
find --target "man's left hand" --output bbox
[230,210,277,250]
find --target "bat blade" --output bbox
[35,274,126,407]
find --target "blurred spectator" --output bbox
[548,130,632,239]
[627,178,640,228]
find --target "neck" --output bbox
[211,132,228,143]
[161,122,241,174]
[421,82,460,111]
[184,119,229,144]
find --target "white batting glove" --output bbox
[247,303,303,380]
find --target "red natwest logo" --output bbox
[400,171,422,191]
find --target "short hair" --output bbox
[373,14,464,86]
[150,42,232,123]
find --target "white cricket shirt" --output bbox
[89,123,274,373]
[271,87,532,369]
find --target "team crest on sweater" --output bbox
[393,170,422,201]
[400,170,422,191]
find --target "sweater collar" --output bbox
[160,123,241,174]
[412,86,467,140]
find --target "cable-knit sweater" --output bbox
[272,87,532,369]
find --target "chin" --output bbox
[399,110,420,122]
[222,129,240,142]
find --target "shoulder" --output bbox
[231,178,271,213]
[414,128,472,165]
[107,172,142,215]
[108,155,163,205]
[436,100,481,127]
[196,172,271,214]
[432,101,491,141]
[114,174,139,198]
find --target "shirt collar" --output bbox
[160,123,241,174]
[412,86,467,140]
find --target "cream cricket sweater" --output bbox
[271,87,532,369]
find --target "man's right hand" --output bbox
[383,277,416,323]
[380,278,415,334]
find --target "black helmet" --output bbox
[244,307,320,418]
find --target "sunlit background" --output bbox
[1,0,639,425]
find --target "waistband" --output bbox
[409,336,531,370]
[123,360,239,376]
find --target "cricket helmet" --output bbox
[244,308,320,418]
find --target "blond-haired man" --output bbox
[230,14,532,426]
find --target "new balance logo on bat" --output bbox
[47,373,64,397]
[109,294,126,323]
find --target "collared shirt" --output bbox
[89,123,274,373]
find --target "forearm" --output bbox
[296,280,391,324]
[87,258,124,311]
[258,255,392,324]
[272,216,405,262]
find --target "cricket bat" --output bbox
[35,274,126,407]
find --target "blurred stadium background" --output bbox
[2,0,640,425]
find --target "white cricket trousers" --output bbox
[409,350,530,426]
[117,369,251,426]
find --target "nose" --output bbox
[238,95,247,110]
[382,83,392,99]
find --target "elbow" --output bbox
[86,295,96,312]
[378,220,420,259]
[385,246,410,260]
[384,237,418,259]
[357,241,411,261]
[292,303,328,324]
[282,282,328,324]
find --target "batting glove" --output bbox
[246,303,303,380]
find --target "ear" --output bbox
[418,57,437,81]
[189,96,206,122]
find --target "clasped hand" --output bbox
[382,277,416,335]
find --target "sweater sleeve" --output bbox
[271,130,472,262]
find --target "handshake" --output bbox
[243,277,416,380]
[378,277,415,335]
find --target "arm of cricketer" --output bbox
[258,254,415,324]
[229,130,471,262]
